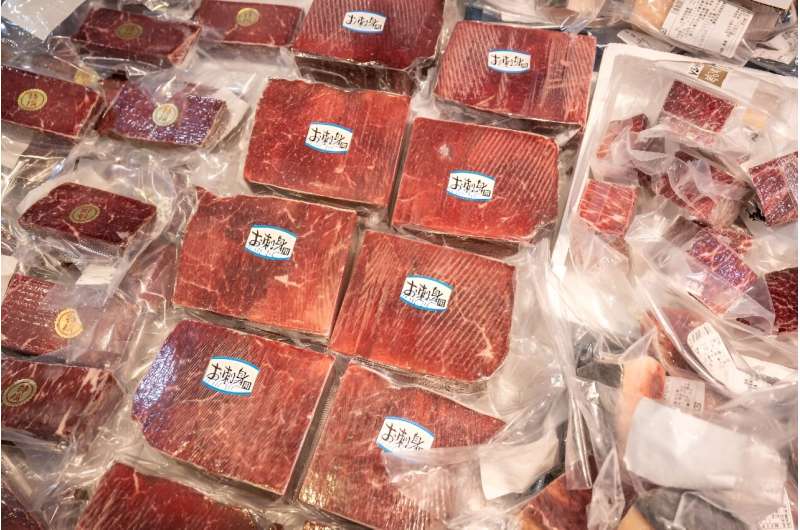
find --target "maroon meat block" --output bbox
[1,67,102,139]
[1,357,121,444]
[330,231,514,383]
[193,1,302,47]
[298,365,504,529]
[392,118,559,243]
[173,189,357,336]
[658,81,735,147]
[578,179,638,238]
[72,8,201,68]
[292,0,444,94]
[595,114,649,161]
[765,267,798,334]
[434,21,596,126]
[76,463,257,530]
[244,79,409,207]
[133,320,334,494]
[518,475,593,530]
[18,183,156,256]
[2,482,44,530]
[749,152,798,227]
[592,114,652,184]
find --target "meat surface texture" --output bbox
[330,231,514,383]
[578,179,638,238]
[434,21,596,125]
[298,365,504,530]
[244,79,409,207]
[76,463,257,530]
[193,1,302,47]
[658,81,734,146]
[72,8,201,68]
[595,114,649,162]
[1,357,121,444]
[518,475,593,530]
[2,482,44,530]
[765,267,798,334]
[749,151,798,226]
[392,117,559,242]
[1,67,102,139]
[133,320,334,494]
[173,189,357,337]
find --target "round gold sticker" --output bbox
[236,7,260,27]
[115,22,143,41]
[3,379,38,407]
[73,69,99,87]
[54,308,83,339]
[152,103,179,127]
[17,89,47,112]
[69,204,101,224]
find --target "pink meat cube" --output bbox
[578,179,638,238]
[749,151,798,226]
[658,81,735,146]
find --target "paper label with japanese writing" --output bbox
[618,29,675,52]
[400,275,453,312]
[661,0,753,58]
[305,122,352,154]
[342,11,386,33]
[686,322,734,381]
[447,170,495,202]
[376,417,434,452]
[488,50,531,73]
[244,225,296,261]
[202,357,259,396]
[758,491,795,530]
[663,376,705,413]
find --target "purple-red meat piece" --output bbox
[658,81,735,146]
[193,1,302,47]
[434,21,596,126]
[518,475,593,530]
[765,267,798,334]
[578,179,638,238]
[392,117,559,243]
[298,365,504,530]
[595,114,649,161]
[749,151,798,227]
[2,482,44,530]
[244,79,409,207]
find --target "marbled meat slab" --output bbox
[434,22,596,126]
[749,151,798,227]
[1,66,102,139]
[173,188,357,336]
[298,365,504,530]
[76,463,257,530]
[244,79,409,207]
[658,81,735,146]
[193,1,302,47]
[392,118,559,243]
[330,231,514,383]
[765,267,798,334]
[577,179,638,237]
[518,475,593,530]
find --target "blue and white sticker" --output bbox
[305,122,352,154]
[202,356,260,396]
[342,11,386,33]
[447,170,495,202]
[487,49,531,73]
[244,225,296,261]
[400,275,453,312]
[376,417,435,452]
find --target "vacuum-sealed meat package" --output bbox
[193,1,303,48]
[764,267,798,334]
[748,151,798,227]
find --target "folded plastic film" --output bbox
[466,0,618,33]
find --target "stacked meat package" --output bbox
[0,0,796,530]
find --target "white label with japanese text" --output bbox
[663,376,705,413]
[685,62,759,100]
[487,50,531,73]
[661,0,753,58]
[305,122,352,154]
[447,170,495,202]
[244,225,296,261]
[400,275,453,312]
[376,417,434,452]
[202,357,259,396]
[687,323,738,387]
[758,490,795,530]
[342,11,386,33]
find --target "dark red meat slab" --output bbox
[2,482,44,530]
[392,117,559,243]
[76,463,257,530]
[765,267,798,334]
[298,365,504,529]
[658,81,735,146]
[133,320,334,494]
[518,475,592,530]
[72,8,201,68]
[434,22,596,125]
[193,1,302,47]
[18,183,156,255]
[1,357,121,444]
[749,152,798,227]
[1,66,102,139]
[577,179,638,237]
[330,231,514,383]
[244,79,409,207]
[173,189,357,336]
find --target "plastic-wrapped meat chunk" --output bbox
[706,224,752,256]
[72,8,201,68]
[592,114,652,184]
[578,179,638,238]
[292,0,444,94]
[595,114,649,161]
[2,482,44,530]
[434,22,596,126]
[244,80,409,207]
[298,365,504,530]
[392,118,559,243]
[1,67,102,139]
[133,320,334,494]
[330,231,514,383]
[193,1,302,47]
[76,463,257,530]
[748,151,798,226]
[517,475,593,530]
[1,357,122,445]
[618,489,746,530]
[658,81,735,147]
[173,189,357,337]
[765,267,798,334]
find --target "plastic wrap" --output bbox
[466,0,617,32]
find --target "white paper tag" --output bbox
[685,62,760,100]
[202,357,259,396]
[304,122,352,154]
[211,88,248,141]
[1,255,18,298]
[758,491,795,530]
[1,128,33,170]
[618,29,675,52]
[76,264,117,286]
[487,50,531,74]
[661,0,753,58]
[447,171,495,202]
[741,355,797,385]
[342,11,386,33]
[663,376,705,413]
[244,225,296,261]
[400,275,452,313]
[479,431,559,500]
[376,417,434,452]
[1,0,86,40]
[687,323,737,384]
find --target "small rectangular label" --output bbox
[305,122,352,154]
[663,376,705,413]
[447,170,495,202]
[487,49,531,73]
[202,356,260,396]
[376,417,434,452]
[661,0,753,58]
[244,225,296,261]
[400,275,453,312]
[342,11,386,33]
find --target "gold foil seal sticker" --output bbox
[17,88,47,111]
[73,69,100,87]
[236,7,260,27]
[115,22,143,41]
[152,103,180,127]
[69,204,100,224]
[3,379,38,407]
[54,308,83,339]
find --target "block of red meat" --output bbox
[243,79,409,207]
[577,179,638,238]
[1,67,102,139]
[173,188,357,336]
[1,357,121,444]
[518,475,593,530]
[72,8,201,68]
[595,114,649,161]
[330,231,514,383]
[2,482,44,530]
[434,22,596,126]
[292,0,444,94]
[76,463,257,530]
[133,320,333,494]
[749,152,798,226]
[193,1,302,47]
[391,118,559,243]
[658,81,735,147]
[298,365,504,529]
[765,267,798,334]
[18,183,156,256]
[592,114,652,184]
